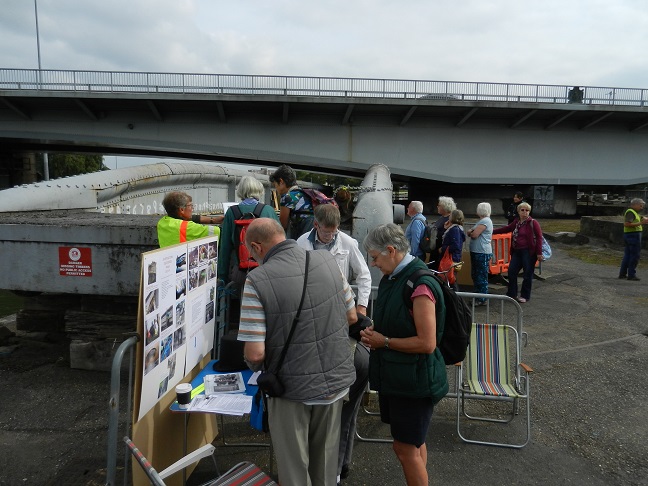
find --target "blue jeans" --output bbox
[470,252,491,302]
[507,249,537,300]
[620,232,642,278]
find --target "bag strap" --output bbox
[231,205,243,220]
[273,250,310,372]
[252,202,265,218]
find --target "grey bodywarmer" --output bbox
[249,240,355,402]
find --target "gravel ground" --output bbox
[1,236,648,486]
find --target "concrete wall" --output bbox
[580,216,648,248]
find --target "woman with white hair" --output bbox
[360,223,448,486]
[430,196,457,270]
[467,202,493,306]
[218,176,280,290]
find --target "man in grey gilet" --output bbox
[238,218,357,486]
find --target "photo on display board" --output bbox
[160,335,173,362]
[175,300,185,326]
[168,354,176,379]
[160,306,174,332]
[176,277,187,299]
[175,252,187,273]
[173,326,186,350]
[147,261,157,285]
[145,315,160,346]
[145,288,159,314]
[157,376,169,399]
[144,344,159,375]
[208,241,217,259]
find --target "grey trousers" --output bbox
[338,343,370,475]
[267,396,343,486]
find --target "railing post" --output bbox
[105,334,140,486]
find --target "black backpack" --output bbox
[419,220,438,254]
[403,269,472,365]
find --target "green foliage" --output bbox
[0,290,23,317]
[47,154,108,179]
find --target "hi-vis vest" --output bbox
[157,216,219,248]
[624,208,642,233]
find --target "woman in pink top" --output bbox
[492,202,544,303]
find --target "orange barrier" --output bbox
[489,232,540,275]
[489,234,511,275]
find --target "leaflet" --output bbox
[189,394,253,416]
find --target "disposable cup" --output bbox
[176,383,192,409]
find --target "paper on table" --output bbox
[248,371,261,386]
[189,394,253,416]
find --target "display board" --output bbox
[138,235,219,420]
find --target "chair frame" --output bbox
[456,322,533,449]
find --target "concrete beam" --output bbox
[146,100,163,121]
[0,97,30,120]
[400,106,417,126]
[74,99,99,121]
[457,107,478,127]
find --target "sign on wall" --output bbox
[58,246,93,277]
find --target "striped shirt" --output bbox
[238,270,356,343]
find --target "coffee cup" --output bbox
[176,383,192,409]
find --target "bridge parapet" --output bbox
[2,68,648,107]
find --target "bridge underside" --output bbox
[1,92,648,187]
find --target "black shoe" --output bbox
[618,275,627,279]
[340,464,350,479]
[627,276,641,281]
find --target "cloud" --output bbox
[1,0,648,88]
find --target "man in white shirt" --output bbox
[297,204,372,484]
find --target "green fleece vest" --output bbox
[369,258,449,403]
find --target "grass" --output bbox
[535,219,581,233]
[0,290,24,318]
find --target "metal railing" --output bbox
[1,68,648,107]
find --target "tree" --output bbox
[45,154,108,179]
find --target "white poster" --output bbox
[138,235,218,420]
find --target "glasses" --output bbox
[519,209,529,212]
[369,250,388,263]
[183,203,194,209]
[315,223,339,238]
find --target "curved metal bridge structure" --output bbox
[2,68,648,187]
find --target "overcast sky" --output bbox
[3,0,648,169]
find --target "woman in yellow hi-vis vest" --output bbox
[157,191,222,248]
[619,198,648,281]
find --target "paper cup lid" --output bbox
[176,383,192,393]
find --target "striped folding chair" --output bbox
[123,437,276,485]
[456,323,533,448]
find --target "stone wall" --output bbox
[580,216,648,248]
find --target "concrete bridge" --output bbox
[2,68,648,215]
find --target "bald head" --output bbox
[245,218,286,250]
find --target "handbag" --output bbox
[541,236,552,260]
[438,247,456,285]
[256,251,310,398]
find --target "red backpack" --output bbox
[231,203,266,269]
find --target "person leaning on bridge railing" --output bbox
[270,164,315,239]
[157,191,222,248]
